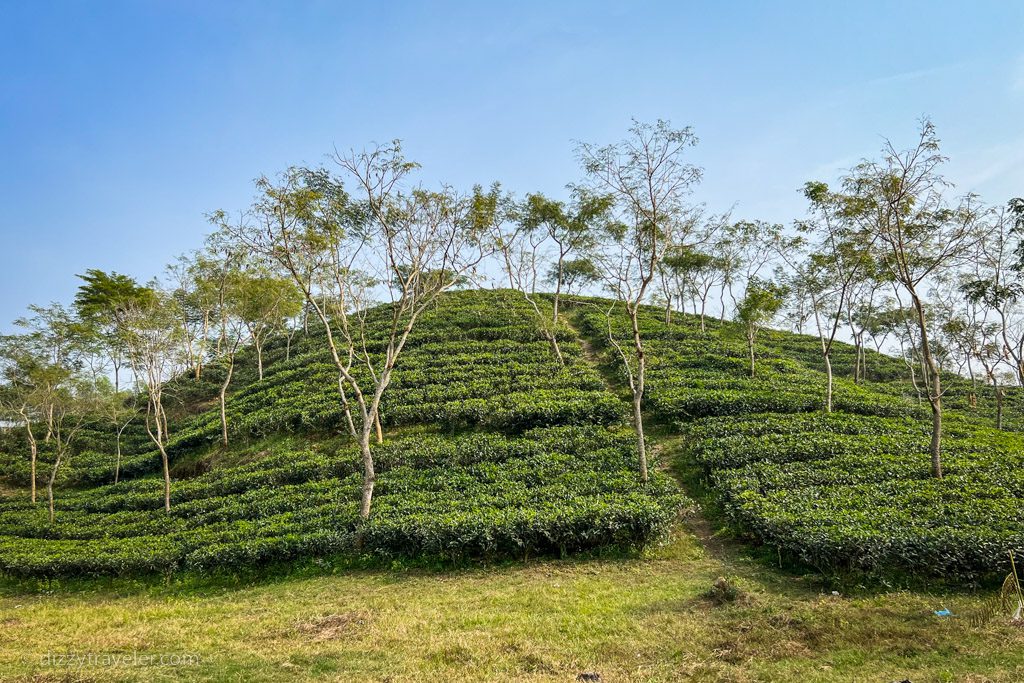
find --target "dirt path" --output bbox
[559,312,625,400]
[562,307,748,567]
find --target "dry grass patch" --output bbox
[294,610,372,642]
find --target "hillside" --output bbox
[1,289,1023,681]
[0,289,1020,584]
[578,303,1024,580]
[0,291,683,577]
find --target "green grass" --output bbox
[1,530,1022,682]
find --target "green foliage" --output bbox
[0,291,682,578]
[580,301,1024,581]
[0,427,682,577]
[685,412,1024,580]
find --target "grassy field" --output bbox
[2,523,1022,682]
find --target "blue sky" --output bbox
[2,1,1023,328]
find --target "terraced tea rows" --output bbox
[573,302,1024,579]
[0,291,682,577]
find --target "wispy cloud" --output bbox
[1011,55,1024,93]
[863,63,966,88]
[952,136,1024,197]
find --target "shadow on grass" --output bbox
[0,540,664,600]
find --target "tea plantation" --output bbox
[573,302,1024,581]
[0,290,1021,582]
[0,291,680,578]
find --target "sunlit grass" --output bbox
[1,529,1021,682]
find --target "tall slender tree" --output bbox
[843,120,986,478]
[736,278,788,378]
[578,120,703,483]
[118,289,184,513]
[519,190,612,323]
[779,181,874,411]
[220,144,494,518]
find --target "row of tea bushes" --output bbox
[0,426,684,577]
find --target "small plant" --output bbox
[703,576,743,605]
[1007,552,1024,623]
[969,552,1024,626]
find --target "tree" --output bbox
[659,243,725,330]
[715,220,782,322]
[205,249,293,446]
[961,201,1024,386]
[0,334,51,502]
[659,246,710,324]
[119,289,185,513]
[547,257,599,296]
[166,252,226,380]
[103,380,137,484]
[221,143,493,518]
[844,270,890,382]
[519,190,612,322]
[74,270,153,392]
[843,119,986,478]
[2,308,100,521]
[781,181,873,411]
[235,270,303,381]
[42,373,101,523]
[735,278,788,377]
[489,186,570,364]
[578,119,703,483]
[74,270,156,480]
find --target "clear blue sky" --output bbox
[2,1,1023,328]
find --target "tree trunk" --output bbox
[631,388,648,483]
[823,352,833,413]
[928,383,942,479]
[30,440,37,503]
[220,356,235,447]
[374,410,383,445]
[338,375,358,437]
[28,429,37,504]
[664,294,672,324]
[852,337,861,383]
[627,308,649,484]
[197,312,210,380]
[911,293,942,479]
[46,449,63,524]
[23,416,37,504]
[860,341,867,381]
[995,381,1004,430]
[256,343,264,381]
[145,399,173,513]
[114,433,121,484]
[552,259,563,325]
[45,403,53,443]
[747,332,756,378]
[159,440,172,513]
[545,331,564,365]
[358,427,376,518]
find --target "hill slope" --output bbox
[573,300,1024,580]
[0,291,681,577]
[0,289,1021,581]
